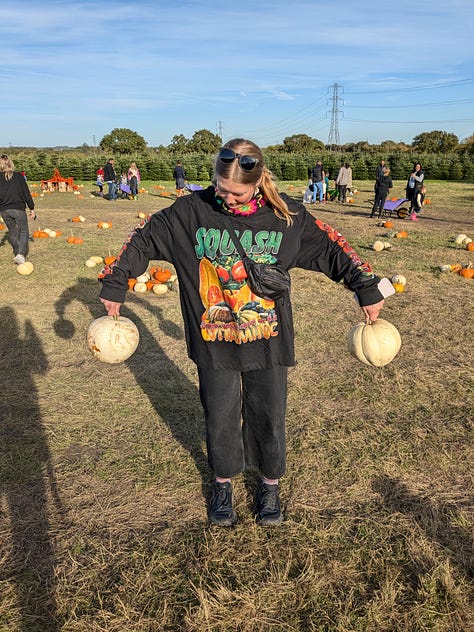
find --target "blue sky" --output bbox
[1,0,473,148]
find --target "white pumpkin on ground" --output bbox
[90,256,104,264]
[372,241,385,252]
[17,261,34,276]
[347,318,402,367]
[454,234,467,246]
[462,237,472,245]
[391,274,407,286]
[86,315,139,364]
[85,259,97,268]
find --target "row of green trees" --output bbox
[9,150,474,183]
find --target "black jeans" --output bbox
[2,208,29,257]
[197,366,288,479]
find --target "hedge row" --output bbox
[10,150,474,183]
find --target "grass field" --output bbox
[0,179,473,631]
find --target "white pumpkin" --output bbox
[383,242,392,249]
[347,318,402,367]
[152,283,168,295]
[85,259,96,268]
[79,215,86,222]
[439,265,452,273]
[462,237,472,245]
[48,230,57,238]
[372,241,385,252]
[136,272,150,283]
[391,274,407,286]
[86,315,139,364]
[454,234,467,245]
[137,212,147,219]
[90,255,104,264]
[133,281,148,293]
[17,261,34,276]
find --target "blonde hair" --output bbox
[0,154,15,181]
[214,139,294,225]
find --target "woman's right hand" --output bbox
[100,298,122,317]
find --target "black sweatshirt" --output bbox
[0,172,35,213]
[99,187,383,370]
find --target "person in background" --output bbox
[336,162,353,203]
[103,158,117,201]
[309,159,325,204]
[21,170,27,181]
[0,154,36,265]
[128,162,141,200]
[375,160,385,191]
[370,166,393,218]
[410,185,426,221]
[96,166,105,196]
[406,163,424,214]
[173,160,187,197]
[98,138,385,528]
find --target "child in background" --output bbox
[411,185,426,221]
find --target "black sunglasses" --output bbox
[218,148,259,171]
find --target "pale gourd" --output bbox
[136,272,150,283]
[17,261,34,276]
[86,315,139,363]
[454,233,467,245]
[383,242,392,249]
[391,274,407,286]
[462,237,472,245]
[90,255,104,264]
[152,283,168,295]
[133,281,148,293]
[85,259,96,268]
[372,241,384,252]
[347,318,401,367]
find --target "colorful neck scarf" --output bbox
[215,191,266,216]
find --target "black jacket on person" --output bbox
[103,162,116,182]
[0,172,35,213]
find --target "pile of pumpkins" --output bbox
[69,215,86,223]
[33,227,62,238]
[128,266,177,296]
[454,233,474,251]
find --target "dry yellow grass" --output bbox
[0,180,472,631]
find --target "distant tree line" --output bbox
[2,128,474,182]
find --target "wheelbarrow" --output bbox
[382,198,410,219]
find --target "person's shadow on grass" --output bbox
[372,474,473,579]
[0,307,62,631]
[53,278,209,492]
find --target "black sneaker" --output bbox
[208,482,238,527]
[256,483,284,526]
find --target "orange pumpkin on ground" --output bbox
[33,229,49,238]
[128,278,137,290]
[458,268,474,279]
[72,237,83,245]
[383,221,393,229]
[466,242,474,252]
[395,231,408,239]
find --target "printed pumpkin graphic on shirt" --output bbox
[195,226,282,344]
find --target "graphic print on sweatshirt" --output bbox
[195,226,283,344]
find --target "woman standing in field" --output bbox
[99,139,385,527]
[128,162,141,200]
[0,154,36,265]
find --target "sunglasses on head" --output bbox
[218,148,259,171]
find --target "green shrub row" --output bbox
[8,150,474,183]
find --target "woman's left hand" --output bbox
[362,299,384,323]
